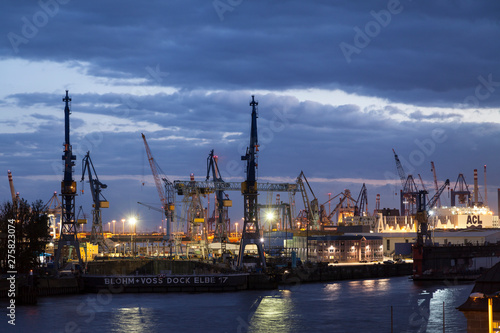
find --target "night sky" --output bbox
[2,1,500,231]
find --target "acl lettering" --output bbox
[467,215,482,225]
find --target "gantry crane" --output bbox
[142,133,175,243]
[81,151,109,251]
[237,96,266,269]
[392,148,419,215]
[207,150,232,254]
[451,173,471,206]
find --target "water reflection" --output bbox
[249,291,298,333]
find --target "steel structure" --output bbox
[392,148,407,187]
[174,180,298,193]
[43,191,62,239]
[206,150,231,252]
[354,183,368,216]
[430,161,441,207]
[54,90,83,271]
[451,173,471,206]
[428,179,450,209]
[237,96,266,269]
[81,151,109,251]
[296,171,320,229]
[142,133,175,242]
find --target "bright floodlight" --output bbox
[129,217,137,225]
[265,211,275,221]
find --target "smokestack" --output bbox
[498,188,500,216]
[474,169,478,205]
[484,165,488,207]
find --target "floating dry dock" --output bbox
[83,273,250,293]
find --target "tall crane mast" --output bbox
[81,151,109,251]
[142,133,174,242]
[54,90,83,272]
[430,161,441,207]
[237,96,266,269]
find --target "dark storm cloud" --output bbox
[2,1,500,107]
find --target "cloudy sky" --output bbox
[1,1,500,232]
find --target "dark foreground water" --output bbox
[1,276,473,333]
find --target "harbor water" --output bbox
[2,276,473,333]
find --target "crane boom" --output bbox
[428,179,450,209]
[142,133,168,209]
[141,133,174,241]
[430,161,441,207]
[392,148,406,187]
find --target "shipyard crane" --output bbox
[354,183,368,216]
[206,150,231,254]
[417,174,430,204]
[54,90,83,272]
[297,171,320,229]
[142,133,175,242]
[43,192,62,239]
[430,161,441,207]
[81,151,109,251]
[451,173,471,206]
[392,148,407,187]
[319,192,343,225]
[427,179,450,209]
[237,95,266,269]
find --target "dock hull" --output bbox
[83,274,249,293]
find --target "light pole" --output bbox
[122,219,125,234]
[129,217,137,257]
[112,220,116,234]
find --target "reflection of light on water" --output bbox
[249,291,296,332]
[115,306,155,332]
[346,278,390,293]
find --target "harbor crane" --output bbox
[81,151,109,251]
[392,148,420,216]
[430,161,441,207]
[142,133,175,244]
[413,179,450,277]
[354,183,368,217]
[297,171,320,229]
[54,90,83,272]
[237,95,266,269]
[427,179,450,210]
[206,150,231,253]
[451,173,471,206]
